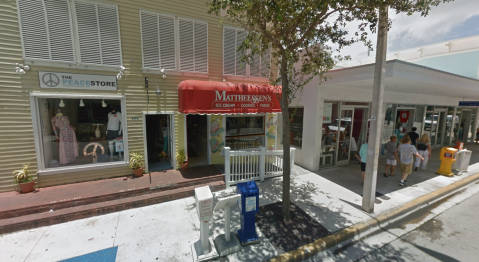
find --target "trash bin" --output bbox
[236,181,259,244]
[454,142,464,150]
[437,147,458,177]
[452,149,472,175]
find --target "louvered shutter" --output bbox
[97,4,121,66]
[250,45,261,78]
[179,19,194,72]
[140,12,160,69]
[236,30,247,76]
[194,22,208,73]
[18,0,50,60]
[223,28,236,75]
[158,15,176,70]
[44,0,75,62]
[260,46,271,78]
[74,1,101,64]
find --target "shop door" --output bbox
[336,109,354,166]
[460,111,472,143]
[144,114,173,172]
[431,109,446,147]
[186,114,208,167]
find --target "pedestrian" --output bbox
[398,134,424,187]
[407,127,419,146]
[476,128,479,145]
[355,139,368,182]
[384,136,399,177]
[415,134,431,171]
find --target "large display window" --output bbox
[32,94,128,171]
[225,116,265,150]
[289,108,304,148]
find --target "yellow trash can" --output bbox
[436,147,458,177]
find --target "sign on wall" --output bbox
[323,103,332,123]
[38,71,117,91]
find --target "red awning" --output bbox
[178,80,282,114]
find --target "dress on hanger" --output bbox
[51,116,79,164]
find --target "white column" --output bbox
[224,147,231,188]
[260,146,265,181]
[200,221,210,253]
[225,205,231,241]
[362,4,388,213]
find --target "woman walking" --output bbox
[415,134,431,171]
[398,134,424,187]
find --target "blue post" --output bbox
[236,181,259,244]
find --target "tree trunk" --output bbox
[280,57,291,222]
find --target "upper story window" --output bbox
[17,0,122,67]
[223,27,271,78]
[140,11,208,74]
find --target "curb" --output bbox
[266,172,479,262]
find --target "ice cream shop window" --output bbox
[33,95,128,171]
[225,116,265,150]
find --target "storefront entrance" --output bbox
[186,114,208,167]
[144,113,174,172]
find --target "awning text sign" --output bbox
[38,71,117,91]
[212,91,273,109]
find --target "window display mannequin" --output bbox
[51,109,79,165]
[106,108,122,141]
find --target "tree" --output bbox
[208,0,453,222]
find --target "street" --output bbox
[358,190,479,262]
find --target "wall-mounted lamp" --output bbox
[156,86,162,97]
[59,98,65,107]
[160,68,166,79]
[15,63,30,74]
[116,66,125,80]
[79,99,85,107]
[222,78,226,82]
[102,99,107,107]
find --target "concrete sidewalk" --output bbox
[2,146,479,262]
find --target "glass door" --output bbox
[436,111,446,146]
[336,109,354,166]
[461,110,472,143]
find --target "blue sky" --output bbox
[335,0,479,59]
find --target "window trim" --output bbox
[29,92,129,175]
[222,26,271,79]
[177,16,209,74]
[17,0,123,69]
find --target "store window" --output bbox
[36,97,126,170]
[289,108,304,148]
[225,116,265,150]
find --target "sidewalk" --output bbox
[1,146,479,262]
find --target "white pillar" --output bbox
[200,221,210,253]
[224,147,231,188]
[260,147,265,181]
[225,205,231,241]
[362,4,388,213]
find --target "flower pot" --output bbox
[133,168,144,177]
[180,162,188,170]
[19,181,35,193]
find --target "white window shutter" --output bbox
[140,12,160,69]
[236,30,247,76]
[44,0,75,62]
[194,22,208,73]
[223,28,236,75]
[17,0,50,60]
[260,46,271,78]
[74,1,101,64]
[97,4,122,66]
[250,46,261,78]
[158,15,176,70]
[179,19,194,72]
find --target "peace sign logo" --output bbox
[42,73,60,87]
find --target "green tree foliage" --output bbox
[208,0,452,221]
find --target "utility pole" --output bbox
[362,4,389,213]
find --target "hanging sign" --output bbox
[399,111,410,123]
[459,101,479,106]
[323,103,333,123]
[38,71,117,91]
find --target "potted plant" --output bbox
[13,164,35,193]
[129,151,145,177]
[176,149,188,170]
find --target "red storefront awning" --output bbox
[178,80,282,114]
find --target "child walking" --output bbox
[384,136,399,177]
[415,134,431,171]
[398,134,424,187]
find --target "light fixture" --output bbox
[222,78,225,82]
[15,63,30,74]
[79,99,85,107]
[160,68,166,79]
[116,66,125,80]
[59,98,65,107]
[102,100,107,107]
[156,86,162,97]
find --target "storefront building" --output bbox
[0,0,278,192]
[278,60,479,172]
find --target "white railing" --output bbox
[223,147,296,187]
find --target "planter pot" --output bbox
[180,162,188,170]
[19,181,35,193]
[133,168,144,177]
